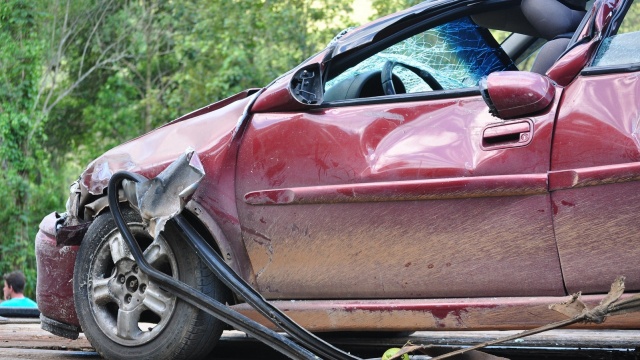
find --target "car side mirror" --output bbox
[480,71,555,119]
[290,64,324,105]
[251,63,324,113]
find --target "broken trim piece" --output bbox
[244,174,548,205]
[549,161,640,191]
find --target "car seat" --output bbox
[522,0,587,74]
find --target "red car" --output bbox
[36,0,640,359]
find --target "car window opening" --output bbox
[324,0,592,103]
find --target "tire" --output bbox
[74,207,227,360]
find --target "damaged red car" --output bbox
[36,0,640,359]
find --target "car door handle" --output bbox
[482,120,533,150]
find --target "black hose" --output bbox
[107,171,319,360]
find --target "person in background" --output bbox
[1,271,37,308]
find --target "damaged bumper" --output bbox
[35,212,81,330]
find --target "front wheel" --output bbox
[73,207,227,360]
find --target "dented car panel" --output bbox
[79,92,255,197]
[37,91,259,314]
[235,92,565,300]
[35,0,640,341]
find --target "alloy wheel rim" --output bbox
[88,225,178,346]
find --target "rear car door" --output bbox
[235,5,565,300]
[550,0,640,294]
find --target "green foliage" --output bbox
[0,0,58,299]
[371,0,422,18]
[619,1,640,34]
[168,0,354,116]
[46,0,356,167]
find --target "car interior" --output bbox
[324,0,595,102]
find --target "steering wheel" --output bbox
[381,60,443,95]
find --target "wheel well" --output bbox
[87,198,236,306]
[177,210,237,306]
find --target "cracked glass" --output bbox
[593,1,640,67]
[326,17,515,95]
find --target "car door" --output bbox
[550,0,640,294]
[235,8,565,300]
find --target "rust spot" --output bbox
[404,262,412,268]
[552,201,559,215]
[259,217,266,224]
[445,262,451,267]
[431,307,461,320]
[561,200,575,207]
[428,264,434,269]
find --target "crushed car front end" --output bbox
[35,89,259,339]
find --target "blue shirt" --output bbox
[0,297,38,308]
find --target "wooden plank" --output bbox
[2,319,638,359]
[0,321,92,351]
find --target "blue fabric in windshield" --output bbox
[326,16,515,93]
[435,17,516,87]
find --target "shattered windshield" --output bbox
[592,1,640,67]
[326,17,515,94]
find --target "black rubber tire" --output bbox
[73,207,226,360]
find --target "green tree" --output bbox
[371,0,422,18]
[167,0,354,114]
[0,0,59,298]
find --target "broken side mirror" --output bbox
[290,64,323,105]
[480,71,555,120]
[251,63,324,113]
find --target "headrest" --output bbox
[521,0,586,40]
[471,0,587,40]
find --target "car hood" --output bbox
[79,90,259,195]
